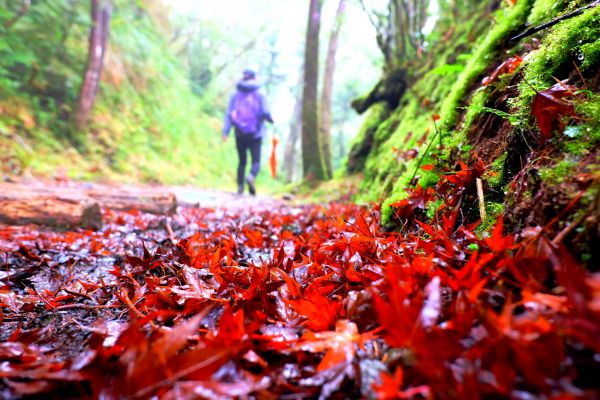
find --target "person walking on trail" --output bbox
[223,69,274,195]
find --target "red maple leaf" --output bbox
[296,320,375,371]
[482,55,523,86]
[531,81,578,142]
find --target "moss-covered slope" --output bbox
[350,0,599,265]
[0,1,233,186]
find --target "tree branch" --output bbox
[2,0,31,32]
[509,0,599,44]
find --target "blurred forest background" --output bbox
[0,0,382,188]
[1,0,597,216]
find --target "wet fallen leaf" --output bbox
[531,80,578,142]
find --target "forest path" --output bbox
[171,185,286,210]
[2,176,287,207]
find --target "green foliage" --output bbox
[430,63,465,76]
[475,201,505,234]
[528,0,590,26]
[0,0,237,187]
[439,0,532,133]
[576,93,600,134]
[352,2,526,225]
[512,4,600,120]
[528,0,566,25]
[539,159,578,185]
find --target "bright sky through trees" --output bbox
[170,0,383,145]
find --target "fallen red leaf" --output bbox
[531,80,578,142]
[0,178,596,399]
[482,55,522,86]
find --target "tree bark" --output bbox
[320,0,346,179]
[0,183,177,229]
[84,189,177,215]
[301,0,326,181]
[0,193,102,230]
[75,0,112,129]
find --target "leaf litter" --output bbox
[0,179,599,399]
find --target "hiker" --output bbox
[223,69,274,195]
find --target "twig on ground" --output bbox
[165,220,176,244]
[55,303,120,311]
[572,61,588,90]
[62,288,95,301]
[552,212,587,245]
[476,178,486,222]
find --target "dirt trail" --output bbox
[170,185,287,210]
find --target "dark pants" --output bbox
[235,135,262,188]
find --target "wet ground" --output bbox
[170,185,286,210]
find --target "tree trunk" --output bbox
[75,0,112,129]
[320,0,346,179]
[284,95,302,183]
[301,0,326,181]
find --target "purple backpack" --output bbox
[231,91,261,134]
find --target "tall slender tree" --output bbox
[301,0,326,181]
[320,0,346,178]
[75,0,112,129]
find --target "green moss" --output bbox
[529,0,594,25]
[539,159,578,185]
[512,5,600,121]
[354,2,533,225]
[476,201,505,234]
[460,89,487,135]
[352,0,600,229]
[426,199,444,220]
[528,0,565,25]
[439,0,532,133]
[485,152,508,188]
[576,93,600,133]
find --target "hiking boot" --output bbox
[246,175,256,196]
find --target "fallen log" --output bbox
[85,189,177,215]
[0,183,177,229]
[0,194,102,230]
[0,184,177,214]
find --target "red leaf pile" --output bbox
[0,186,599,398]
